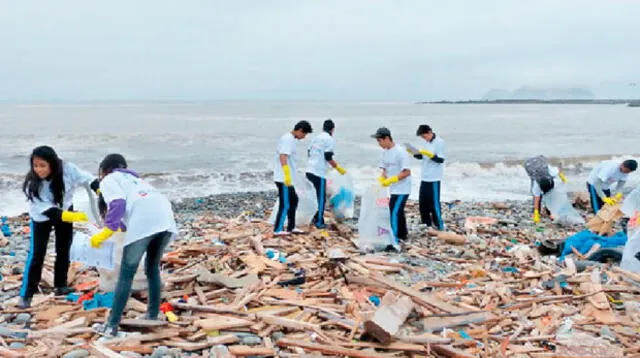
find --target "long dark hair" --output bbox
[22,146,65,206]
[97,154,128,218]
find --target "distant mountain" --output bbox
[481,86,595,100]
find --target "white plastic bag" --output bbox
[542,184,585,226]
[357,185,397,251]
[98,231,149,292]
[621,185,640,218]
[70,231,115,270]
[621,215,640,273]
[326,171,355,220]
[268,174,318,228]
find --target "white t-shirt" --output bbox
[29,161,95,223]
[531,165,560,197]
[587,160,628,190]
[100,171,177,247]
[380,144,412,195]
[306,132,336,178]
[273,132,298,183]
[419,136,445,182]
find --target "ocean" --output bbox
[1,101,638,216]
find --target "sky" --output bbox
[0,0,639,101]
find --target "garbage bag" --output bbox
[268,173,318,228]
[326,171,355,220]
[357,184,397,251]
[543,184,585,226]
[98,231,149,292]
[560,230,627,260]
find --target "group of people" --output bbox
[19,146,176,338]
[272,119,446,242]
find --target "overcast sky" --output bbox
[1,0,639,101]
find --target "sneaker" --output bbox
[92,323,120,338]
[17,296,32,309]
[635,251,640,262]
[314,223,327,230]
[274,231,291,237]
[291,228,306,235]
[55,286,75,296]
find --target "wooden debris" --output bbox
[363,292,414,344]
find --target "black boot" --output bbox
[635,251,640,262]
[54,287,75,296]
[17,296,32,309]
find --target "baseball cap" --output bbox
[370,127,391,138]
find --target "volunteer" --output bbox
[371,127,412,242]
[523,155,568,223]
[305,119,347,229]
[587,159,637,213]
[410,125,446,230]
[91,154,177,337]
[19,146,99,308]
[273,120,313,236]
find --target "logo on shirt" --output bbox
[376,197,390,207]
[138,191,148,197]
[377,226,390,236]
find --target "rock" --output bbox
[8,342,24,349]
[13,313,30,325]
[0,326,17,338]
[120,352,142,358]
[62,349,90,358]
[150,346,169,358]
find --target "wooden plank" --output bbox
[431,344,476,358]
[363,292,414,344]
[276,338,390,358]
[90,343,126,358]
[259,314,320,332]
[120,319,168,328]
[194,315,255,331]
[228,345,277,356]
[106,345,154,354]
[172,302,251,317]
[421,312,496,332]
[166,335,239,351]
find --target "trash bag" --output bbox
[268,173,318,228]
[326,171,355,220]
[357,184,397,251]
[98,231,149,292]
[621,185,640,218]
[621,215,640,273]
[542,184,585,226]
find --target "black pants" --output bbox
[389,194,409,241]
[306,172,326,227]
[587,183,610,214]
[274,182,299,232]
[21,219,73,298]
[419,181,444,229]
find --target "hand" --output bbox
[419,149,435,159]
[61,211,89,223]
[378,176,386,185]
[90,228,114,248]
[558,172,568,183]
[336,166,347,175]
[380,176,399,187]
[282,165,292,187]
[603,197,616,206]
[614,193,623,201]
[533,210,540,223]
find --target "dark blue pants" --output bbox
[274,182,299,232]
[306,172,326,228]
[587,183,610,214]
[389,194,409,242]
[419,181,444,230]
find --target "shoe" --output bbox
[314,223,327,230]
[17,296,32,309]
[274,231,291,237]
[92,323,121,338]
[635,251,640,262]
[291,228,306,235]
[55,287,75,296]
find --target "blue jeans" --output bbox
[107,231,171,329]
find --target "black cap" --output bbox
[416,124,432,136]
[370,127,391,139]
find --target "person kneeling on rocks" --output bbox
[91,154,177,337]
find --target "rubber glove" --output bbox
[419,149,435,159]
[603,197,616,206]
[61,211,89,223]
[615,193,623,201]
[336,166,347,175]
[378,176,386,185]
[282,165,292,187]
[533,210,540,223]
[558,172,568,183]
[381,176,399,187]
[90,228,114,248]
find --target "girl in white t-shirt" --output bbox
[91,154,177,337]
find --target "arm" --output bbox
[397,168,411,181]
[614,180,626,194]
[66,162,99,193]
[90,175,126,247]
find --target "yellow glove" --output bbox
[90,228,114,248]
[615,193,623,201]
[282,165,292,187]
[558,172,568,183]
[419,149,435,159]
[603,197,616,206]
[336,166,347,175]
[164,311,178,323]
[61,211,89,223]
[533,210,540,223]
[381,176,399,187]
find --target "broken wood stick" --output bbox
[363,292,414,344]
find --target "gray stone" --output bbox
[150,346,169,358]
[0,326,16,338]
[8,342,24,349]
[241,335,262,345]
[120,352,143,358]
[13,313,31,325]
[62,349,90,358]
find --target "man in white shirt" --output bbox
[305,119,347,229]
[524,155,568,223]
[587,159,637,213]
[273,120,313,236]
[411,125,446,230]
[372,127,412,243]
